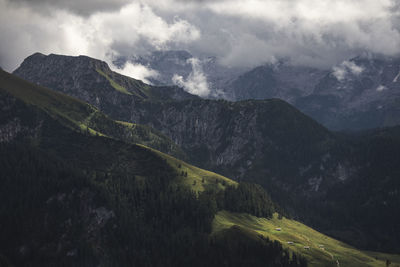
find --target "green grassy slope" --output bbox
[145,145,237,193]
[0,69,185,158]
[96,69,132,95]
[213,211,400,267]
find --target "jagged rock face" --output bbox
[129,98,349,200]
[13,53,110,104]
[226,63,328,103]
[297,56,400,130]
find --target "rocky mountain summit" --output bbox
[14,53,198,113]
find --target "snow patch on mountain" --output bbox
[332,60,364,81]
[376,85,387,92]
[393,71,400,82]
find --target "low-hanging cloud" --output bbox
[112,62,159,84]
[1,0,400,76]
[172,58,210,97]
[332,60,364,81]
[147,0,400,68]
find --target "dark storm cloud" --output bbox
[146,0,400,68]
[1,0,400,73]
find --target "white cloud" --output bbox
[205,0,393,24]
[1,0,400,71]
[111,62,159,84]
[0,0,200,71]
[146,0,400,68]
[172,58,210,97]
[332,60,364,81]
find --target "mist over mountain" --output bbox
[112,50,248,98]
[111,49,400,130]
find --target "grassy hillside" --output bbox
[148,146,237,193]
[96,69,133,95]
[213,211,400,267]
[0,69,185,158]
[0,72,302,266]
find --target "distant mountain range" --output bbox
[229,56,400,130]
[114,50,400,130]
[11,53,400,254]
[113,50,247,98]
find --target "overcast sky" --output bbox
[1,0,400,73]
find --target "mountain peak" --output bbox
[14,53,114,78]
[12,53,198,114]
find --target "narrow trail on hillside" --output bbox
[318,246,339,267]
[302,234,339,267]
[83,110,97,126]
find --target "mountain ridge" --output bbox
[12,53,400,253]
[1,70,399,266]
